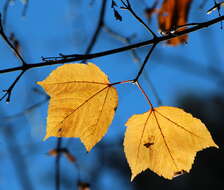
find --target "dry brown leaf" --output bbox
[38,63,118,151]
[124,106,218,180]
[48,149,58,156]
[158,0,192,45]
[63,149,76,163]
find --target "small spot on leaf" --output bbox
[144,142,154,148]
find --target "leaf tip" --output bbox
[43,135,50,141]
[80,139,93,153]
[85,147,91,153]
[211,143,219,149]
[130,174,136,182]
[36,80,44,86]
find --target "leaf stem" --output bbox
[134,43,157,82]
[110,79,134,86]
[135,81,154,110]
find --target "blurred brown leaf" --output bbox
[158,0,192,45]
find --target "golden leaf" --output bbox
[124,106,218,180]
[37,63,118,151]
[158,0,192,45]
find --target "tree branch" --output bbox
[0,15,223,74]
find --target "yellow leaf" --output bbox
[37,63,118,151]
[124,106,218,180]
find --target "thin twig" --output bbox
[85,0,106,53]
[0,12,28,102]
[82,0,107,62]
[103,25,139,60]
[0,70,26,102]
[0,15,223,74]
[134,43,157,81]
[103,25,133,43]
[206,1,223,25]
[0,14,27,66]
[55,138,62,190]
[22,0,30,17]
[2,0,12,25]
[120,0,157,38]
[2,98,49,120]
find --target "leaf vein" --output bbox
[155,110,201,138]
[153,111,179,171]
